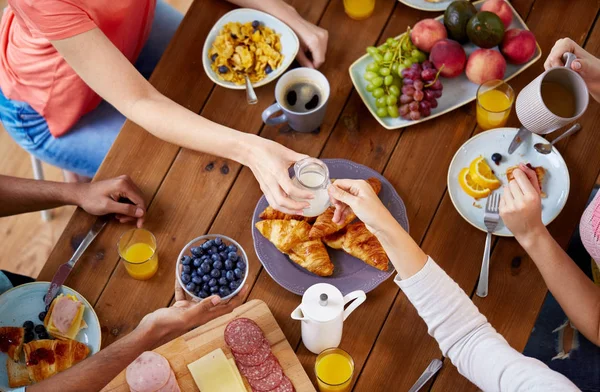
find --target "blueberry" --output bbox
[228,252,239,261]
[210,286,220,294]
[252,20,260,28]
[23,321,34,331]
[180,255,192,265]
[234,268,244,279]
[202,241,212,250]
[193,258,203,268]
[237,260,246,271]
[210,246,218,254]
[38,312,46,322]
[185,282,196,292]
[37,332,49,340]
[211,269,221,279]
[219,277,228,286]
[491,153,502,166]
[24,331,34,343]
[215,237,223,246]
[265,64,273,74]
[227,245,237,253]
[183,265,192,274]
[208,278,218,287]
[229,280,239,291]
[192,276,203,285]
[225,259,234,270]
[198,290,209,299]
[191,247,204,257]
[218,244,226,252]
[210,53,218,62]
[226,270,236,282]
[218,65,229,74]
[34,324,46,334]
[219,252,228,260]
[202,283,211,292]
[211,254,222,262]
[191,270,198,277]
[181,273,191,284]
[201,262,212,274]
[219,287,231,297]
[202,274,211,283]
[206,239,215,247]
[213,260,223,270]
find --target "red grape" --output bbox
[410,63,422,72]
[401,68,410,78]
[424,89,436,101]
[403,78,414,85]
[414,90,424,102]
[400,94,413,104]
[413,80,424,91]
[419,101,431,111]
[402,85,416,96]
[409,110,421,120]
[432,89,443,99]
[422,60,434,70]
[421,107,431,117]
[408,101,419,112]
[421,69,436,81]
[429,79,443,91]
[429,98,438,109]
[399,104,410,116]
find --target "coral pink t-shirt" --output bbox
[0,0,156,137]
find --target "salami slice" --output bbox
[239,354,278,380]
[126,351,171,392]
[248,364,283,391]
[233,339,271,367]
[267,376,295,392]
[225,318,265,355]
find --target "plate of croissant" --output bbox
[252,159,409,295]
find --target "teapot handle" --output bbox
[342,290,366,321]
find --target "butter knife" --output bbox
[44,214,110,309]
[508,127,530,154]
[408,359,443,392]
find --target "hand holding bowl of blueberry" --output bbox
[176,235,248,301]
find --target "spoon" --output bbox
[407,359,443,392]
[244,74,258,105]
[534,123,581,154]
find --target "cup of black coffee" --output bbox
[262,68,330,133]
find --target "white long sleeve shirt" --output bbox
[395,257,580,392]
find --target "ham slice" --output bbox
[156,371,181,392]
[126,352,173,392]
[52,297,81,334]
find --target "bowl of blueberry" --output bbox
[176,235,248,301]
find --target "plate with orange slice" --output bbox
[448,128,570,236]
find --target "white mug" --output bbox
[516,52,589,134]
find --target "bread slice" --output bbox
[0,327,25,361]
[506,164,547,198]
[7,358,31,388]
[44,294,86,340]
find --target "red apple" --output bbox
[501,28,536,64]
[430,39,467,78]
[411,19,448,53]
[466,48,507,84]
[481,0,513,29]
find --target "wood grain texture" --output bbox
[102,300,315,392]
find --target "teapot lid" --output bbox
[301,283,343,323]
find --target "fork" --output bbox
[476,193,500,298]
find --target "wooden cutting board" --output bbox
[102,299,315,392]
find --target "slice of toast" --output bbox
[0,327,25,361]
[506,164,547,198]
[6,358,31,388]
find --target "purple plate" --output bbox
[251,159,409,296]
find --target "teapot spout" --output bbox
[291,305,308,321]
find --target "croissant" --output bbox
[22,339,89,384]
[255,219,312,253]
[323,222,389,271]
[259,206,316,223]
[288,239,334,276]
[309,177,383,240]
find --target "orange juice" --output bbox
[343,0,375,20]
[123,243,158,280]
[476,80,515,130]
[315,349,354,392]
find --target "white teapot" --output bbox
[291,283,366,354]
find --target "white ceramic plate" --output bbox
[398,0,453,12]
[447,128,570,236]
[202,8,299,90]
[349,0,542,130]
[0,282,101,391]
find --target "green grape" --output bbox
[366,46,378,56]
[372,76,384,87]
[372,53,384,63]
[391,63,399,74]
[386,37,396,46]
[387,105,400,118]
[389,85,400,97]
[366,83,375,92]
[383,52,393,62]
[379,67,391,76]
[401,40,411,51]
[386,95,398,106]
[376,97,387,108]
[366,62,380,72]
[378,44,389,51]
[373,87,385,98]
[397,64,407,77]
[376,107,388,117]
[410,49,421,58]
[416,51,427,63]
[384,75,394,86]
[389,39,399,48]
[410,56,421,64]
[364,71,377,81]
[403,58,413,67]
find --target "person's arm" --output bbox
[50,29,312,215]
[500,165,600,345]
[328,180,578,392]
[0,175,146,227]
[226,0,328,68]
[27,281,245,392]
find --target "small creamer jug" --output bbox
[291,283,366,354]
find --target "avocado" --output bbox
[467,11,506,49]
[444,1,478,43]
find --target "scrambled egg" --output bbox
[209,21,283,84]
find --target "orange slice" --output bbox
[458,168,491,199]
[469,156,501,190]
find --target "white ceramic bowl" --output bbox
[202,8,299,90]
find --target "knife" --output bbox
[44,214,110,309]
[508,127,530,154]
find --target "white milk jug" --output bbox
[291,283,366,354]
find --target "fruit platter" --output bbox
[348,0,541,130]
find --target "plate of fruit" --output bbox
[447,128,570,236]
[349,0,541,130]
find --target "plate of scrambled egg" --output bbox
[202,9,299,89]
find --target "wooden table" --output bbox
[38,0,600,390]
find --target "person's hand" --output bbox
[327,179,395,235]
[139,278,246,346]
[499,164,544,240]
[245,137,313,215]
[75,175,146,227]
[293,19,328,68]
[545,37,600,102]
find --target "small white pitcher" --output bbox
[291,283,366,355]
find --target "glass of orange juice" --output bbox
[118,228,158,280]
[315,348,354,392]
[343,0,375,20]
[476,79,515,130]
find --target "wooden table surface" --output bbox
[38,0,600,390]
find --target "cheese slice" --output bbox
[187,349,246,392]
[44,294,86,340]
[228,358,248,392]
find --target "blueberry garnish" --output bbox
[181,273,191,284]
[181,255,192,265]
